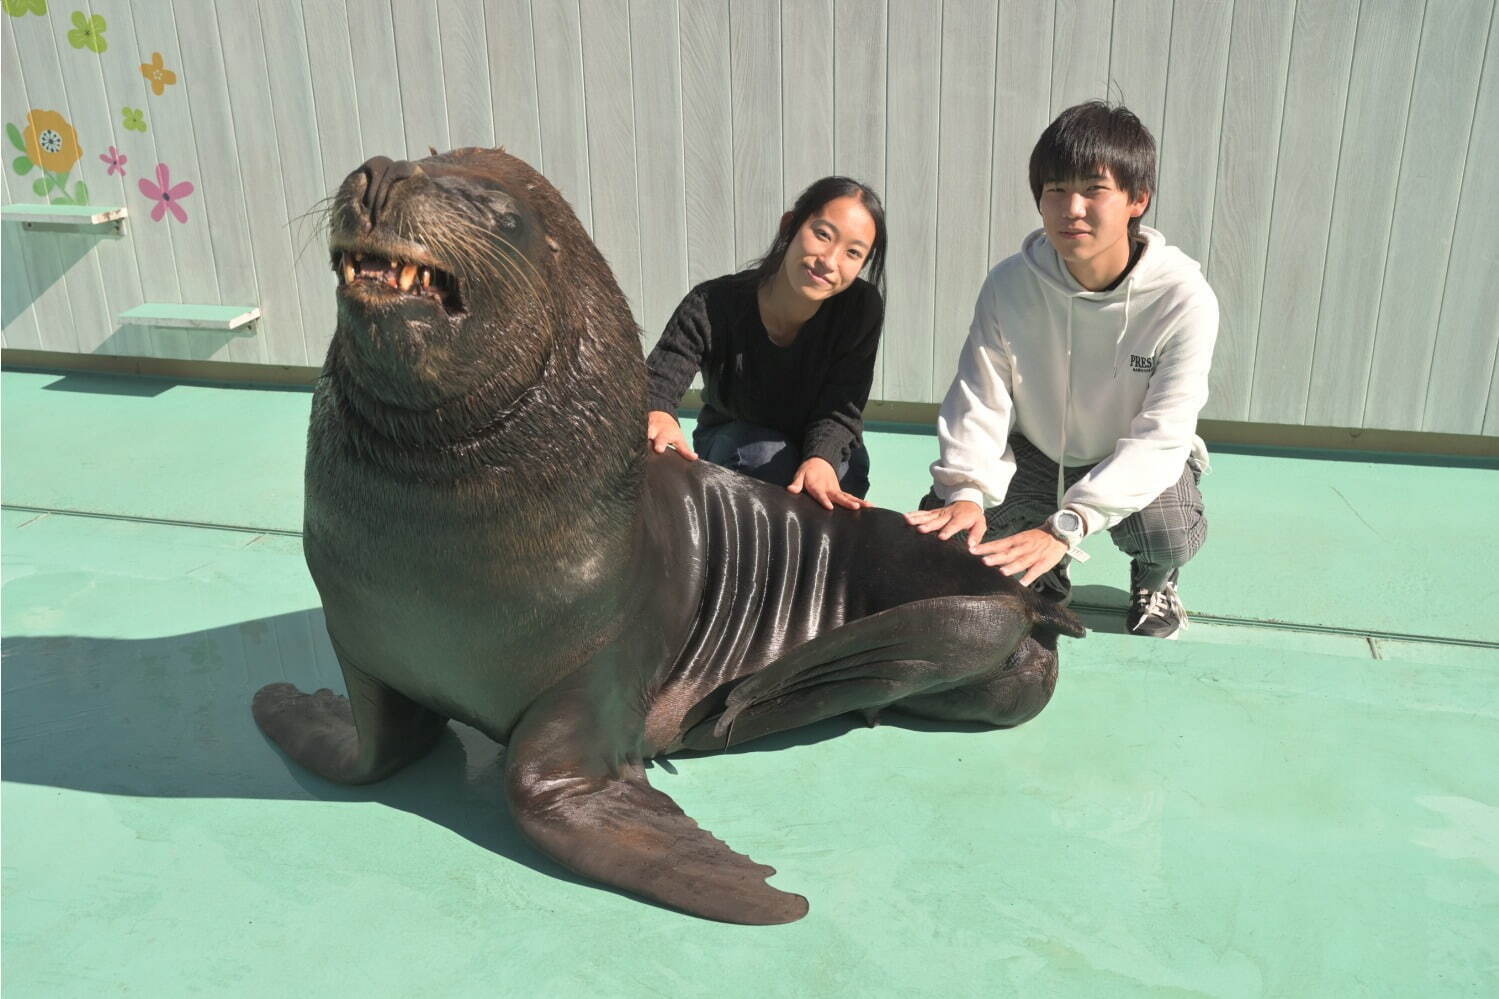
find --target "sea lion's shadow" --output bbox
[4,610,984,908]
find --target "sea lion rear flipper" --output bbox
[503,673,808,925]
[684,594,1044,748]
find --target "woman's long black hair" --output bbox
[749,176,888,295]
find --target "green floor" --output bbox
[3,369,1497,996]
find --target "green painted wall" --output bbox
[2,0,1497,436]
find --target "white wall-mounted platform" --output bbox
[2,203,128,234]
[119,303,261,331]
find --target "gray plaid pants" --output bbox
[921,434,1206,591]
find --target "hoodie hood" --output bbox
[1020,225,1203,303]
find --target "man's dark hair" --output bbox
[1028,101,1156,236]
[750,175,888,294]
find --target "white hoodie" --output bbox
[931,225,1219,540]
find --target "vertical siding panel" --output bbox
[132,1,221,358]
[729,0,781,268]
[832,0,887,398]
[1424,10,1499,435]
[832,0,885,192]
[580,0,642,317]
[7,11,112,353]
[92,0,180,357]
[883,0,941,402]
[173,0,266,363]
[629,0,688,350]
[347,3,407,159]
[1305,2,1424,428]
[780,0,833,203]
[485,0,542,164]
[990,0,1053,263]
[1250,0,1358,424]
[391,1,451,156]
[301,0,366,187]
[216,0,310,366]
[1107,0,1171,140]
[932,0,997,397]
[680,0,734,286]
[1153,0,1231,268]
[1050,0,1112,116]
[2,17,69,351]
[45,0,149,357]
[260,0,336,366]
[1,165,46,350]
[1202,0,1295,422]
[1362,0,1493,431]
[531,0,591,230]
[1487,351,1499,436]
[437,0,495,148]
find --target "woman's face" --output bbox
[778,195,877,302]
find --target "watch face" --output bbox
[1057,511,1082,534]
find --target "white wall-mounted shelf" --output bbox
[2,203,128,234]
[119,303,261,331]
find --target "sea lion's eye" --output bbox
[498,211,522,232]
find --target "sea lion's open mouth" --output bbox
[333,250,465,316]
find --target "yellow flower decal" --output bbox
[22,109,82,173]
[140,51,177,96]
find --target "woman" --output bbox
[645,176,887,510]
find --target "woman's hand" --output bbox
[647,410,697,460]
[903,500,987,548]
[788,456,870,510]
[971,528,1067,586]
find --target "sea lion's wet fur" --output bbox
[254,147,1083,925]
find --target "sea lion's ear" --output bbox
[546,235,561,254]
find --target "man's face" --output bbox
[1038,167,1149,273]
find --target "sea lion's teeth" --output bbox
[421,268,432,289]
[342,261,356,285]
[399,264,417,292]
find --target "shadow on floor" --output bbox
[1,610,1034,907]
[39,371,175,397]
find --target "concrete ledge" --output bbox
[4,347,1496,459]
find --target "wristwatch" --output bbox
[1044,508,1090,562]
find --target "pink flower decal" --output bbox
[138,162,193,222]
[99,145,126,177]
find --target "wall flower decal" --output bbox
[3,0,48,16]
[21,109,82,174]
[100,146,126,177]
[139,162,193,223]
[67,10,107,52]
[8,112,89,204]
[121,106,147,132]
[140,51,177,95]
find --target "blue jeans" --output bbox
[693,420,871,498]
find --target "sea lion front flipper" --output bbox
[253,654,448,785]
[503,674,809,925]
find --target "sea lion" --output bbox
[252,148,1084,925]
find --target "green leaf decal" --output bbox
[13,155,32,174]
[32,177,46,196]
[73,180,88,203]
[6,122,24,151]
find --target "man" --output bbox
[906,101,1218,639]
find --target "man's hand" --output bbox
[646,410,697,460]
[788,456,870,510]
[904,500,987,548]
[971,528,1067,586]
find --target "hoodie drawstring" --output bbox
[1056,301,1072,508]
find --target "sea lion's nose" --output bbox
[358,156,425,229]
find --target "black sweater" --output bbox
[645,271,884,466]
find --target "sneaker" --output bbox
[1127,578,1186,639]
